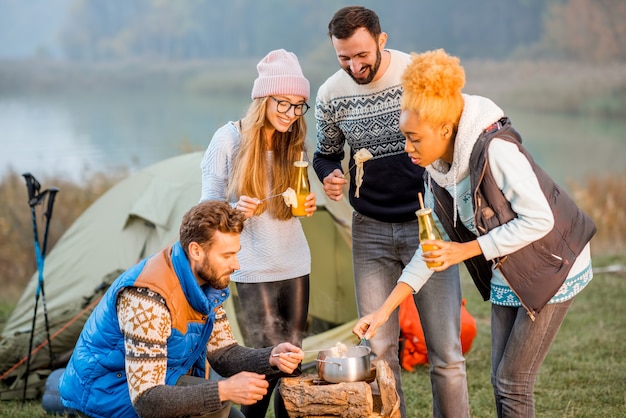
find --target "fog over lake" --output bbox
[2,91,625,188]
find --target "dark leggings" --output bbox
[236,275,309,418]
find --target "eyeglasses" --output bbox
[270,96,310,116]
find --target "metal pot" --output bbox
[316,345,372,383]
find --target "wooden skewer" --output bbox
[258,192,283,202]
[272,348,334,357]
[342,162,358,178]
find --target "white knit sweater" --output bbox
[200,121,311,283]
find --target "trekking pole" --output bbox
[39,186,58,363]
[41,186,59,262]
[21,173,59,403]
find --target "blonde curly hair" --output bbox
[401,49,465,127]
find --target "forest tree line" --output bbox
[39,0,626,63]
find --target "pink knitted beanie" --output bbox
[251,49,310,101]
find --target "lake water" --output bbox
[1,92,625,188]
[0,93,248,182]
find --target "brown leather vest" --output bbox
[431,117,596,319]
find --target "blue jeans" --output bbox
[491,299,573,418]
[352,212,469,418]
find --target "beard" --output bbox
[195,258,231,290]
[345,47,382,85]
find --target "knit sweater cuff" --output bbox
[202,381,223,413]
[134,380,224,417]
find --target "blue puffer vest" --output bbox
[59,242,229,418]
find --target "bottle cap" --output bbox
[415,207,432,217]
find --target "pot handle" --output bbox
[316,359,342,368]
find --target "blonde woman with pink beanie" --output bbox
[200,49,316,418]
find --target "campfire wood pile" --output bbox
[280,360,400,418]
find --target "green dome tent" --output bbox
[0,151,357,400]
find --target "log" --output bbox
[280,360,400,418]
[280,375,373,418]
[375,360,400,418]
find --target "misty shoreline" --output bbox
[1,58,625,119]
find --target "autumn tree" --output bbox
[544,0,626,62]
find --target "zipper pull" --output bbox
[494,256,508,269]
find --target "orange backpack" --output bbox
[398,297,477,372]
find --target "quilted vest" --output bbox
[59,242,229,418]
[431,118,596,319]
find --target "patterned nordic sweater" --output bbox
[118,287,275,417]
[313,49,425,223]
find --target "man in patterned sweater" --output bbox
[313,6,469,417]
[59,200,304,418]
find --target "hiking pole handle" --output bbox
[22,173,42,206]
[41,188,59,257]
[45,188,59,220]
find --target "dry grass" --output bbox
[569,170,626,256]
[1,167,624,305]
[0,169,125,302]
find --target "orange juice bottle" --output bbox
[416,207,443,268]
[291,160,310,217]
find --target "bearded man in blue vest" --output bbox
[59,200,304,418]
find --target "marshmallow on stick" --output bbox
[353,148,373,198]
[282,187,298,208]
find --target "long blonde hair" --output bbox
[228,97,308,220]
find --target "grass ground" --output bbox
[1,254,624,417]
[401,254,626,418]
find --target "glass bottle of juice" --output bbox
[291,160,310,217]
[416,207,443,268]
